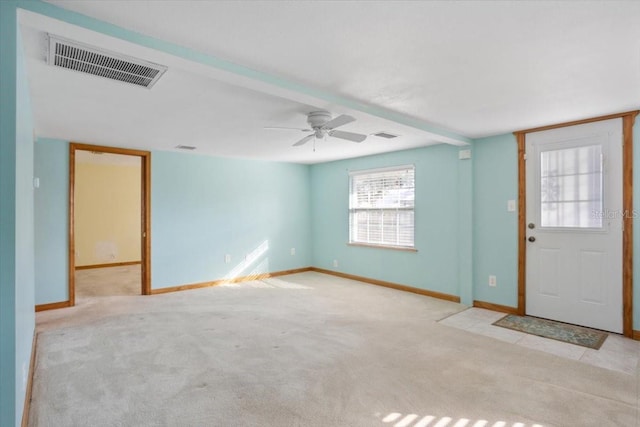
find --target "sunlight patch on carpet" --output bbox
[493,315,607,349]
[377,411,546,427]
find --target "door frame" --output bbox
[69,143,152,304]
[514,111,638,337]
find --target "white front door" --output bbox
[525,118,623,333]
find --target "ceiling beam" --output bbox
[19,0,471,146]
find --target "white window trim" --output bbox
[348,164,416,250]
[348,164,415,177]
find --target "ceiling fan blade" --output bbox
[329,130,367,143]
[264,126,312,132]
[292,134,315,147]
[322,114,355,130]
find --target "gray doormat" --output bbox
[493,315,608,349]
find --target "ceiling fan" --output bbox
[265,111,367,147]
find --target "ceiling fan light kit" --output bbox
[265,110,368,148]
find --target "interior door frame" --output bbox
[69,143,152,304]
[514,111,638,338]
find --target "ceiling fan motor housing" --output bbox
[307,111,332,129]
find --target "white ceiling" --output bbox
[19,1,640,164]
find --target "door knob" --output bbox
[528,236,536,242]
[528,223,535,229]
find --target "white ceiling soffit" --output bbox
[19,8,461,164]
[33,1,471,147]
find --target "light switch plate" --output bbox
[507,199,516,212]
[458,149,472,160]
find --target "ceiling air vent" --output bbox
[176,145,197,151]
[47,34,167,89]
[373,132,399,139]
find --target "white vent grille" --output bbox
[373,132,399,139]
[47,34,167,89]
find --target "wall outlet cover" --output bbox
[489,275,497,287]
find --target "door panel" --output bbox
[538,248,560,297]
[525,118,622,333]
[578,250,604,304]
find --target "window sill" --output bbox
[347,242,418,252]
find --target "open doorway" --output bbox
[69,143,151,304]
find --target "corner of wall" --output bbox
[457,143,473,305]
[1,3,37,425]
[471,134,519,309]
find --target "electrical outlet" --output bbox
[489,275,497,287]
[224,254,231,264]
[333,260,338,268]
[290,248,296,256]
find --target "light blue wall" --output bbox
[472,134,519,307]
[34,139,69,304]
[0,2,36,425]
[14,25,36,424]
[29,130,640,326]
[33,147,312,296]
[0,3,19,424]
[152,151,311,289]
[310,145,463,297]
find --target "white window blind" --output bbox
[349,165,415,248]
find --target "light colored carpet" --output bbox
[31,272,639,427]
[75,265,141,298]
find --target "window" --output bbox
[540,144,603,228]
[349,165,415,249]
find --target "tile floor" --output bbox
[439,308,640,375]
